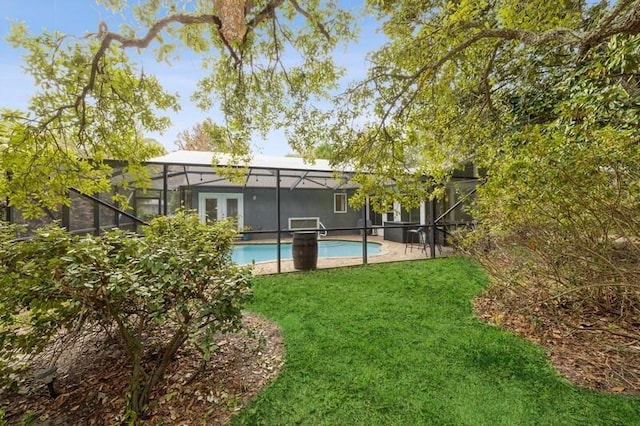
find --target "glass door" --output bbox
[198,193,243,228]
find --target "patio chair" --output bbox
[405,226,426,254]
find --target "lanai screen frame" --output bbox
[137,151,367,273]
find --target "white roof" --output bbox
[144,150,359,191]
[148,150,348,172]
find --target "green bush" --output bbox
[0,211,252,419]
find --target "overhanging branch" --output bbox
[289,0,332,42]
[84,13,224,112]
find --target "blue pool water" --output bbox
[232,240,382,264]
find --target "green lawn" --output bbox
[233,257,640,425]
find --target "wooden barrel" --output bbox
[292,232,318,270]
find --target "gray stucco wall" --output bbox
[189,186,363,238]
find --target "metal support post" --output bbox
[362,204,368,265]
[93,197,101,235]
[429,198,436,258]
[162,164,169,216]
[275,169,281,274]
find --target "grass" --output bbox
[233,257,640,425]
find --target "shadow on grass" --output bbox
[234,257,640,425]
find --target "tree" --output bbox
[175,119,233,152]
[144,137,168,155]
[1,0,356,217]
[176,121,214,151]
[313,141,334,159]
[285,141,334,159]
[324,1,640,313]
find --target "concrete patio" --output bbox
[247,235,455,275]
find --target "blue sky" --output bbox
[0,1,385,155]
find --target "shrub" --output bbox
[0,211,252,419]
[462,125,640,315]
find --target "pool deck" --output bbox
[246,235,455,275]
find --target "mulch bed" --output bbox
[474,291,640,395]
[0,312,284,425]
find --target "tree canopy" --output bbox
[325,0,640,311]
[326,0,640,198]
[1,0,356,217]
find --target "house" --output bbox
[6,150,479,248]
[144,150,365,238]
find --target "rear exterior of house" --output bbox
[5,150,479,246]
[137,150,367,239]
[187,186,362,239]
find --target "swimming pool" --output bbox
[232,240,382,264]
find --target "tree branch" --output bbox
[246,0,285,33]
[408,1,640,82]
[83,14,222,111]
[366,1,640,133]
[456,1,640,55]
[582,0,639,53]
[576,326,640,341]
[288,0,332,42]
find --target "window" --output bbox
[334,193,347,213]
[289,217,320,230]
